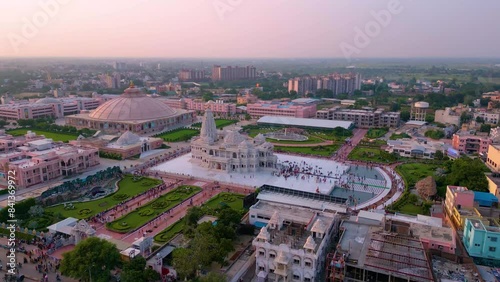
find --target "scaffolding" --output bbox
[325,251,346,282]
[363,231,434,282]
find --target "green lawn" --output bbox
[203,192,245,211]
[396,163,439,188]
[389,133,411,140]
[45,175,163,219]
[153,220,185,243]
[7,128,78,142]
[191,119,238,129]
[399,203,425,216]
[275,145,340,157]
[156,128,199,142]
[107,186,202,233]
[266,135,324,144]
[154,192,244,244]
[366,128,389,139]
[348,147,398,163]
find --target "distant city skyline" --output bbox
[1,0,499,58]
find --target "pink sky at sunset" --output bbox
[0,0,499,58]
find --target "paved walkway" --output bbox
[0,238,77,282]
[332,128,367,161]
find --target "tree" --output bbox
[199,272,227,282]
[480,124,492,133]
[28,205,44,217]
[172,248,197,280]
[202,91,214,102]
[446,157,489,192]
[121,256,160,282]
[400,111,410,122]
[434,150,444,160]
[476,116,485,123]
[391,102,400,112]
[60,237,121,282]
[0,120,7,128]
[353,99,369,109]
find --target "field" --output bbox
[107,186,202,233]
[45,175,163,219]
[389,133,411,140]
[348,147,398,163]
[7,128,78,142]
[396,163,440,188]
[154,192,245,243]
[398,203,425,216]
[155,128,199,142]
[191,119,238,129]
[275,145,340,157]
[366,128,389,139]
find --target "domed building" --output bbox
[191,109,277,172]
[65,82,195,135]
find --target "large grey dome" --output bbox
[88,83,178,121]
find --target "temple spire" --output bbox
[200,109,218,145]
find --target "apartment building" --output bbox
[451,130,492,155]
[211,65,257,81]
[316,107,400,128]
[178,69,205,82]
[288,73,361,96]
[463,218,500,260]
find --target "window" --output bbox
[474,243,481,247]
[259,251,264,256]
[491,237,498,242]
[258,266,264,271]
[293,259,300,265]
[305,278,311,282]
[489,247,497,252]
[305,261,312,267]
[269,253,276,259]
[293,274,300,280]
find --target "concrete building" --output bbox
[444,185,486,229]
[0,139,99,189]
[385,138,448,159]
[178,69,205,82]
[66,82,195,135]
[250,186,342,282]
[212,65,257,81]
[288,73,361,96]
[473,110,500,125]
[0,97,102,120]
[463,218,500,260]
[316,107,400,128]
[410,102,429,122]
[247,101,317,118]
[451,130,491,155]
[186,99,237,116]
[434,107,462,126]
[191,109,277,173]
[325,211,454,282]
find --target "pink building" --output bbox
[0,139,99,189]
[445,186,475,211]
[452,130,491,155]
[247,101,317,118]
[184,99,236,116]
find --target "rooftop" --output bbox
[257,116,353,130]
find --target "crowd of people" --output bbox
[273,160,349,183]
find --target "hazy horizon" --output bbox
[1,0,499,59]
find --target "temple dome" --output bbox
[88,83,178,121]
[239,140,253,149]
[35,97,61,104]
[254,133,266,145]
[115,131,141,146]
[224,131,246,146]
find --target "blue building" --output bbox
[474,191,499,207]
[463,218,500,260]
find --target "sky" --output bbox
[0,0,499,58]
